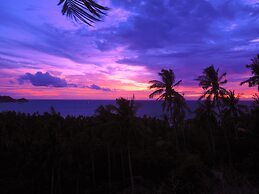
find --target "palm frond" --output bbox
[240,76,259,88]
[219,72,227,82]
[58,0,109,25]
[149,68,185,118]
[240,54,259,90]
[219,80,227,85]
[199,89,212,100]
[173,80,182,87]
[149,89,164,99]
[240,79,248,86]
[148,80,165,89]
[197,65,228,105]
[157,93,166,101]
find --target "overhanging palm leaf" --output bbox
[58,0,109,25]
[240,54,259,91]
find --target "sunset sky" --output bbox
[1,0,259,99]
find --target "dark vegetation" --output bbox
[0,55,259,193]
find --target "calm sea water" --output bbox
[0,100,253,119]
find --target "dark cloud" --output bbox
[18,72,68,87]
[88,84,111,92]
[106,0,259,69]
[2,0,258,69]
[107,0,217,51]
[17,72,112,92]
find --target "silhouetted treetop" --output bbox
[222,90,247,117]
[240,54,259,91]
[149,69,183,112]
[196,65,228,103]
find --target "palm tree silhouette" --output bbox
[222,90,247,138]
[95,106,114,192]
[58,0,109,25]
[195,65,228,112]
[149,69,186,150]
[101,97,137,194]
[240,54,259,91]
[222,90,246,119]
[195,99,218,160]
[149,69,184,116]
[113,97,137,119]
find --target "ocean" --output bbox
[0,100,253,119]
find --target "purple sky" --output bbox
[0,0,259,99]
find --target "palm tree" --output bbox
[222,90,246,119]
[195,65,228,112]
[149,69,187,150]
[222,90,247,138]
[113,97,137,119]
[102,97,137,194]
[240,54,259,91]
[95,104,116,119]
[149,69,185,120]
[95,104,121,193]
[58,0,109,25]
[196,66,233,165]
[195,99,218,160]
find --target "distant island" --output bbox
[0,96,28,103]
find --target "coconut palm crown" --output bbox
[222,90,247,118]
[149,69,184,113]
[240,54,259,91]
[195,65,228,104]
[58,0,109,25]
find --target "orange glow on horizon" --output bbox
[3,86,256,100]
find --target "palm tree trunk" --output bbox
[223,127,232,167]
[217,100,232,166]
[181,124,187,151]
[76,171,80,194]
[127,140,134,194]
[51,165,55,194]
[232,117,238,139]
[208,122,216,165]
[55,160,61,194]
[90,128,96,188]
[216,100,223,124]
[170,109,179,152]
[120,148,126,186]
[107,145,112,193]
[90,150,96,188]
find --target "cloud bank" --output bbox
[18,72,68,87]
[18,72,111,92]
